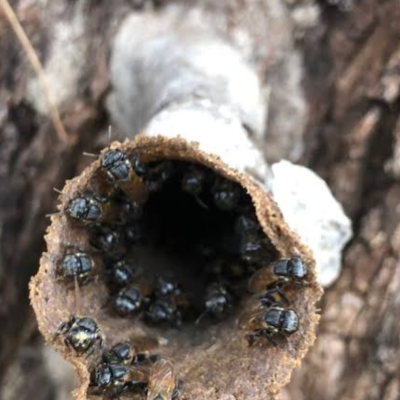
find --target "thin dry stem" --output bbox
[0,0,69,144]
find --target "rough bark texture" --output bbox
[285,1,400,399]
[0,0,399,399]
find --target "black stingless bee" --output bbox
[99,148,151,201]
[131,151,173,193]
[65,192,111,225]
[113,284,151,317]
[115,193,143,223]
[101,149,133,183]
[102,342,160,367]
[55,315,104,356]
[145,299,184,328]
[181,164,206,196]
[57,249,94,286]
[196,282,233,324]
[181,164,209,208]
[89,224,123,255]
[144,279,188,328]
[90,362,149,398]
[107,257,138,289]
[248,257,308,305]
[211,177,241,211]
[240,306,299,346]
[102,342,136,365]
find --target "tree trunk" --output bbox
[286,1,400,399]
[0,0,399,399]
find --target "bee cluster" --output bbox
[90,342,181,399]
[52,145,308,398]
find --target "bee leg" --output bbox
[124,380,148,396]
[264,283,290,305]
[172,380,183,399]
[296,280,309,287]
[258,329,278,347]
[264,334,278,347]
[131,151,148,178]
[110,384,129,399]
[97,332,106,350]
[194,194,209,209]
[245,333,255,346]
[245,329,263,346]
[260,294,282,308]
[84,343,96,358]
[274,285,290,304]
[54,320,71,338]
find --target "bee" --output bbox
[204,282,232,317]
[211,178,241,211]
[145,279,188,327]
[65,192,111,224]
[113,284,150,317]
[147,359,182,400]
[155,278,182,298]
[233,214,277,266]
[56,249,94,285]
[90,362,149,398]
[239,231,273,265]
[197,282,232,323]
[107,257,138,289]
[131,150,148,178]
[145,161,174,193]
[181,164,209,208]
[89,224,123,254]
[145,299,184,328]
[102,342,136,365]
[99,149,149,201]
[248,257,308,305]
[115,193,143,223]
[131,151,174,193]
[101,149,133,183]
[124,220,145,244]
[234,214,259,233]
[102,342,159,366]
[55,315,104,356]
[239,306,299,346]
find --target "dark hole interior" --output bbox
[115,160,279,328]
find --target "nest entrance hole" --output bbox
[118,159,279,336]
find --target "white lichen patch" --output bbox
[271,160,353,287]
[26,6,87,115]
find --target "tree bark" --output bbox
[286,1,400,399]
[0,0,400,399]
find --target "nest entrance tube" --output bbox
[30,136,322,400]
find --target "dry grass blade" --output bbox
[0,0,69,144]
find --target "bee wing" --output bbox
[147,359,176,400]
[129,365,150,383]
[247,266,274,293]
[238,307,263,331]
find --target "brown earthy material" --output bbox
[30,135,322,400]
